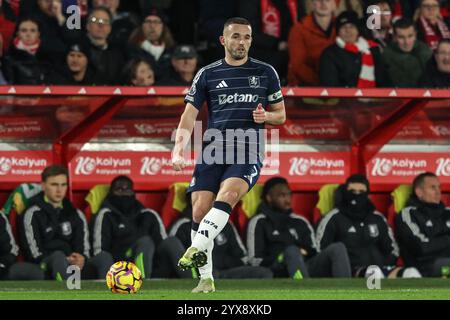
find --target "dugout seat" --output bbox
[1,183,42,262]
[160,182,190,229]
[388,184,412,231]
[312,184,339,226]
[1,183,42,239]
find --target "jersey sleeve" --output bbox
[184,67,207,110]
[266,66,283,104]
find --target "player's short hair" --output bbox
[393,18,415,34]
[412,172,437,192]
[223,17,251,31]
[41,165,69,182]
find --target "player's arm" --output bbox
[253,101,286,125]
[172,103,199,171]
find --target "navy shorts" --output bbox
[187,162,262,195]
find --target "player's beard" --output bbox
[228,46,247,60]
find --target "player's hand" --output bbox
[172,149,186,171]
[253,103,266,124]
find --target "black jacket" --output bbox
[18,192,90,263]
[319,43,391,87]
[395,197,450,272]
[316,205,399,269]
[90,197,167,260]
[246,202,318,267]
[83,38,126,85]
[3,47,52,84]
[0,212,19,271]
[169,206,249,271]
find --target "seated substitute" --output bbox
[316,174,421,278]
[18,165,112,280]
[169,194,273,281]
[91,175,191,279]
[247,177,352,278]
[396,172,450,277]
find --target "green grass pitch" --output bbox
[0,278,450,300]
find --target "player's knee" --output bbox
[326,242,347,258]
[284,245,300,258]
[218,190,240,206]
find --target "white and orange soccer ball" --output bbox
[106,261,143,294]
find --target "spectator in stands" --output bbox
[169,195,273,280]
[363,0,394,48]
[395,172,450,277]
[196,0,237,65]
[238,0,305,84]
[91,175,191,279]
[247,177,352,279]
[414,0,450,51]
[335,0,364,18]
[0,33,7,84]
[383,18,432,87]
[158,44,198,86]
[18,165,112,280]
[287,0,336,86]
[122,58,155,86]
[419,38,450,87]
[319,10,391,87]
[128,8,175,80]
[83,6,125,85]
[92,0,139,48]
[3,18,52,84]
[316,174,421,278]
[48,41,104,85]
[0,0,17,55]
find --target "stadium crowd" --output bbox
[0,0,448,87]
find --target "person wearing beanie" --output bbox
[319,10,391,87]
[317,174,422,279]
[396,172,450,277]
[247,177,352,279]
[47,41,106,85]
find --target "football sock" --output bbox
[191,201,232,251]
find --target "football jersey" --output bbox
[184,57,283,164]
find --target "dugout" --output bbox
[0,86,449,232]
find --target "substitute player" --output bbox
[172,17,286,293]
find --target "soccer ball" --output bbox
[106,261,143,294]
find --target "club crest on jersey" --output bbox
[248,76,260,88]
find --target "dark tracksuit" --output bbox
[91,198,190,279]
[169,207,273,279]
[395,197,450,277]
[316,207,399,276]
[18,192,109,280]
[0,212,19,279]
[247,203,351,278]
